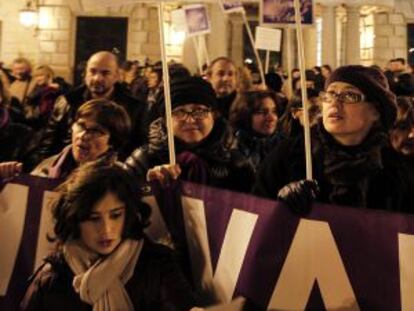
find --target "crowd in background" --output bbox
[1,51,414,310]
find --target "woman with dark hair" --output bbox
[230,90,284,172]
[21,161,199,311]
[125,76,254,193]
[254,65,414,214]
[32,98,131,178]
[321,64,332,80]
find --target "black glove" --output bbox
[277,179,319,215]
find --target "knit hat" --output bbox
[158,76,217,110]
[325,65,397,129]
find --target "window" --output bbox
[360,14,374,64]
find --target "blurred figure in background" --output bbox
[206,57,239,120]
[321,64,332,80]
[9,57,36,109]
[23,65,62,131]
[278,88,320,138]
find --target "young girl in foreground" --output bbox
[21,161,200,311]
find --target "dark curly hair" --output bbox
[51,160,151,242]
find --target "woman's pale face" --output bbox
[251,97,278,136]
[80,191,125,255]
[172,103,214,145]
[71,117,111,164]
[322,81,380,146]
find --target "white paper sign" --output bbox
[183,4,211,37]
[171,9,187,32]
[255,26,282,52]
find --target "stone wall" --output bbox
[37,3,73,82]
[373,11,407,68]
[0,1,163,83]
[129,5,160,63]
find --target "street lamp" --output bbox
[19,0,38,28]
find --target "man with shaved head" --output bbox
[35,51,147,162]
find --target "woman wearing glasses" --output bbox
[31,99,131,179]
[124,76,254,193]
[253,65,414,214]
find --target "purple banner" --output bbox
[179,182,414,310]
[2,176,414,310]
[0,175,60,311]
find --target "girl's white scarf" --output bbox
[63,239,144,311]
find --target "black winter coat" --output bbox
[124,117,255,193]
[21,240,196,311]
[235,129,284,173]
[34,83,148,162]
[253,125,414,213]
[0,118,37,171]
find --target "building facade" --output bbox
[1,0,414,82]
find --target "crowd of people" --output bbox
[1,51,414,310]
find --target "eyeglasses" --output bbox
[171,108,211,121]
[320,91,365,104]
[72,121,108,139]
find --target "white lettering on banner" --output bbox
[268,219,360,311]
[181,196,258,303]
[34,191,59,269]
[0,183,29,296]
[399,233,414,311]
[181,196,216,301]
[213,209,258,302]
[141,196,170,244]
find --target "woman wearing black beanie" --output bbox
[253,65,414,214]
[124,76,255,194]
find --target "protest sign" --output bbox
[255,26,282,52]
[218,0,244,14]
[183,4,211,37]
[260,0,314,27]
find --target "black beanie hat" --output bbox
[325,65,397,130]
[158,76,217,110]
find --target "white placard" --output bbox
[183,4,211,37]
[254,26,282,52]
[171,9,187,32]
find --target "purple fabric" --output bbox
[3,176,414,310]
[47,145,74,178]
[176,151,210,185]
[180,182,414,310]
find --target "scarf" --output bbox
[316,125,388,207]
[63,239,143,311]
